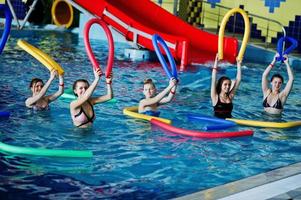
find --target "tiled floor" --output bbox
[268,187,301,200]
[175,162,301,200]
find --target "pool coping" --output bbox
[174,162,301,200]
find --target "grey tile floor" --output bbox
[268,187,301,200]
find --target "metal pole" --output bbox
[173,0,178,16]
[233,13,236,37]
[6,0,20,28]
[266,20,270,48]
[216,6,220,34]
[20,0,39,29]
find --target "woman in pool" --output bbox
[25,70,64,110]
[70,68,113,128]
[211,54,242,118]
[262,53,294,115]
[138,78,178,117]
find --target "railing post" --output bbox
[266,20,270,48]
[201,0,205,29]
[216,6,221,34]
[173,0,179,16]
[233,13,237,37]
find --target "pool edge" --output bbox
[174,162,301,200]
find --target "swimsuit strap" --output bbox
[214,95,233,119]
[74,101,95,127]
[263,91,283,109]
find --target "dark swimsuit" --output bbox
[73,101,95,127]
[142,110,161,117]
[263,93,283,109]
[214,96,233,119]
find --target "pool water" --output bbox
[0,30,301,199]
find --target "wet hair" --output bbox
[143,78,156,88]
[29,78,43,88]
[73,79,90,96]
[270,73,284,83]
[216,76,231,95]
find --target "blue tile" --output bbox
[262,0,286,13]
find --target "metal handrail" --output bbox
[189,0,286,47]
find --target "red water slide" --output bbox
[74,0,238,70]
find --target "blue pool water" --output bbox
[0,30,301,199]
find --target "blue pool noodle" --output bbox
[276,36,298,62]
[187,113,236,130]
[0,111,10,119]
[152,34,178,80]
[0,4,12,54]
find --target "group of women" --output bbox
[211,53,294,118]
[25,52,294,128]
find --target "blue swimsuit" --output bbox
[142,110,161,117]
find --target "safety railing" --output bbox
[186,0,286,49]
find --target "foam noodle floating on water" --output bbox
[123,106,171,124]
[151,119,253,138]
[0,141,93,158]
[187,113,236,130]
[227,118,301,129]
[0,111,10,118]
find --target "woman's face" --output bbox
[31,81,44,94]
[271,77,282,92]
[143,83,156,98]
[221,79,231,93]
[74,81,89,97]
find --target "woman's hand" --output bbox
[93,68,103,79]
[283,54,289,65]
[236,58,242,67]
[169,78,177,87]
[106,73,113,85]
[50,70,57,80]
[273,53,279,63]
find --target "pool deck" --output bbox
[175,162,301,200]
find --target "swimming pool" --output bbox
[1,30,301,199]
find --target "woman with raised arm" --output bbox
[211,54,242,118]
[138,78,178,117]
[26,70,64,110]
[262,54,294,115]
[70,68,113,128]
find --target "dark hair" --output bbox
[216,76,231,95]
[29,78,43,88]
[270,73,284,83]
[73,79,90,96]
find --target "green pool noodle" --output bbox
[60,93,76,100]
[60,93,117,103]
[0,141,93,158]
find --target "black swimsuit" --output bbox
[73,101,95,127]
[214,96,233,119]
[263,93,283,109]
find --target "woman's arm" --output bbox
[25,70,56,107]
[262,54,277,94]
[90,74,113,104]
[211,54,219,106]
[70,68,101,109]
[281,55,294,98]
[47,74,64,103]
[229,58,242,98]
[159,83,177,104]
